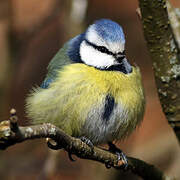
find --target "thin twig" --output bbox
[0,109,173,180]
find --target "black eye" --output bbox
[97,46,108,53]
[97,46,114,56]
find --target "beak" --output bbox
[116,54,125,63]
[116,56,132,74]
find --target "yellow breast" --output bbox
[58,63,144,108]
[26,63,145,140]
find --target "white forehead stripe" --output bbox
[107,42,125,53]
[80,41,117,68]
[86,25,125,53]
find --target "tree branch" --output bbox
[0,109,173,180]
[167,1,180,49]
[138,0,180,142]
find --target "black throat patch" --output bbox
[102,94,116,122]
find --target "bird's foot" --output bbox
[80,136,94,155]
[80,136,94,149]
[46,138,76,162]
[67,136,94,162]
[106,142,128,170]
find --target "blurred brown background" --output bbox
[0,0,180,179]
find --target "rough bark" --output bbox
[139,0,180,141]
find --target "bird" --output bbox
[26,19,145,166]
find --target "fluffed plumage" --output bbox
[26,19,145,145]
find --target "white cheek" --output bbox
[80,41,115,68]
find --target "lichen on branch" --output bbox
[139,0,180,141]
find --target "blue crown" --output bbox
[92,19,125,43]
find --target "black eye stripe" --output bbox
[97,46,111,54]
[85,39,113,55]
[84,39,125,57]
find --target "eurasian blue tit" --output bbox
[26,19,145,149]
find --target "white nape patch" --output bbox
[86,25,125,53]
[80,41,117,68]
[108,41,124,53]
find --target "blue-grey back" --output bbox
[41,34,84,89]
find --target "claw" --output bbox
[68,136,94,162]
[46,138,62,150]
[68,151,76,162]
[116,150,128,170]
[46,138,76,162]
[105,163,112,169]
[107,142,128,170]
[47,142,59,150]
